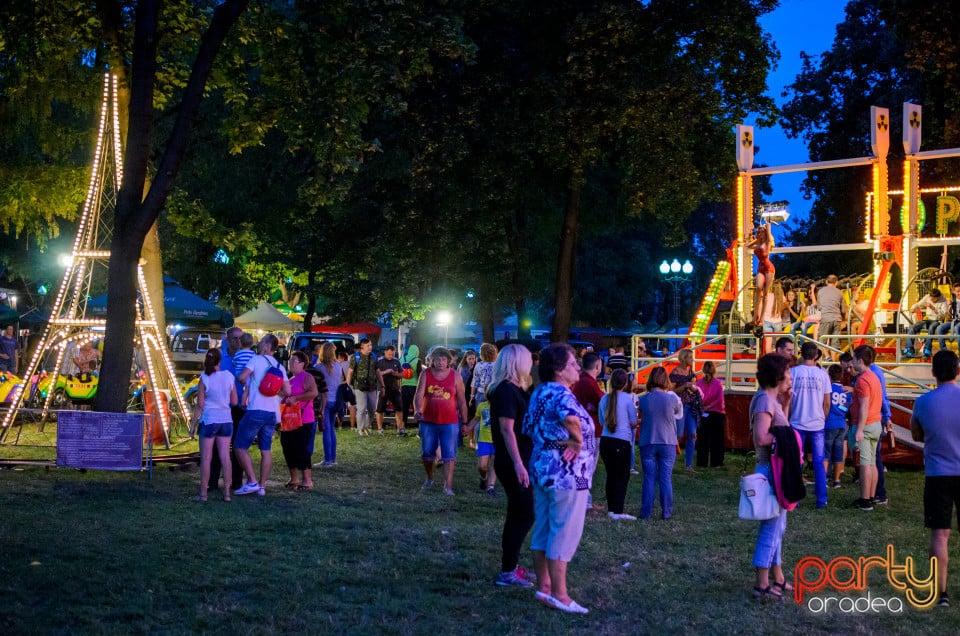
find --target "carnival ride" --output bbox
[630,103,960,463]
[0,74,190,447]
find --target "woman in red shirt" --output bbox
[414,346,469,495]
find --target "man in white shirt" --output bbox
[789,341,832,509]
[904,287,950,359]
[233,334,290,496]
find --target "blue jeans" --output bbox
[907,320,940,353]
[677,404,698,468]
[305,420,318,456]
[322,402,338,463]
[753,463,788,568]
[790,321,816,338]
[234,409,277,451]
[640,444,676,519]
[796,428,827,508]
[824,427,846,465]
[419,422,459,462]
[936,321,959,351]
[876,434,887,499]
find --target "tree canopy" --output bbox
[1,0,786,411]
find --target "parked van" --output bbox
[169,328,223,378]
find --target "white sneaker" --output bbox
[234,482,260,496]
[618,513,637,520]
[257,487,266,497]
[443,487,455,496]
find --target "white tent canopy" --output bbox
[234,302,299,332]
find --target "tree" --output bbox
[99,0,250,411]
[516,0,779,340]
[779,0,921,277]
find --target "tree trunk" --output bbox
[303,268,317,332]
[94,0,249,411]
[551,171,582,342]
[507,208,530,340]
[515,298,529,339]
[96,234,143,412]
[480,301,496,344]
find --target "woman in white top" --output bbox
[598,369,638,520]
[192,348,237,502]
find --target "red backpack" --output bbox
[258,356,284,397]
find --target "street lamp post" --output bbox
[436,311,451,347]
[659,259,694,337]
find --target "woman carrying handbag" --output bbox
[749,353,794,601]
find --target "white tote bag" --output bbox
[739,472,780,521]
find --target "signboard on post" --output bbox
[56,411,145,471]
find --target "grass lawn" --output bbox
[1,427,959,634]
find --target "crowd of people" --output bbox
[187,326,960,612]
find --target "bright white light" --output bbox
[682,260,694,275]
[58,254,73,267]
[670,259,681,274]
[659,261,670,275]
[436,311,451,326]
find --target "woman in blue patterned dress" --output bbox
[523,343,597,614]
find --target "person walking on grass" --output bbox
[209,326,246,493]
[696,360,726,468]
[414,346,469,495]
[750,353,794,601]
[234,334,290,497]
[599,369,638,520]
[315,342,344,465]
[347,338,380,436]
[789,342,831,509]
[911,350,960,608]
[669,348,700,472]
[465,397,497,495]
[279,351,319,491]
[375,345,404,435]
[525,344,597,614]
[849,345,882,511]
[488,344,537,589]
[637,367,682,520]
[192,348,237,502]
[824,364,851,489]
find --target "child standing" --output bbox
[825,364,851,488]
[466,398,496,495]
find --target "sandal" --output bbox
[296,484,313,492]
[772,580,794,594]
[284,481,300,489]
[752,585,783,601]
[191,495,207,503]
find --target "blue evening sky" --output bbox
[748,0,849,230]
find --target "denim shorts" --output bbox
[198,420,233,439]
[234,409,278,452]
[420,422,459,462]
[824,427,846,464]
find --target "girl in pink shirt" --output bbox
[695,361,726,467]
